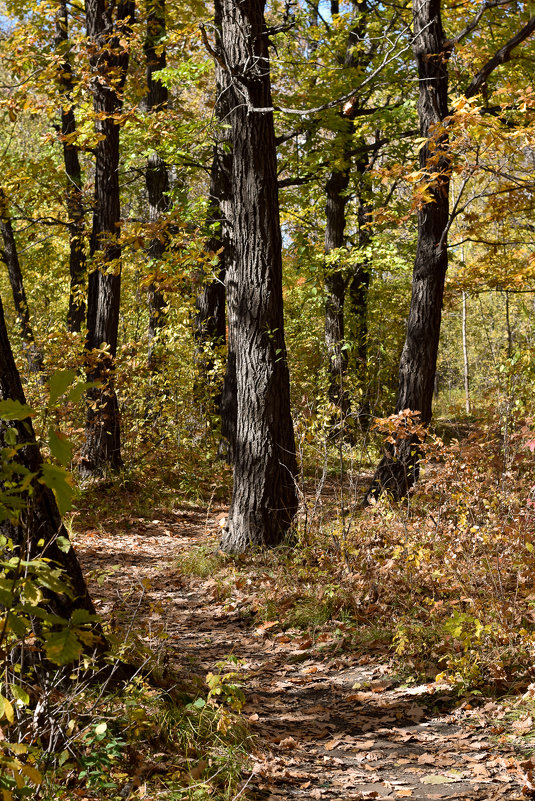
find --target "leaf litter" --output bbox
[76,504,533,801]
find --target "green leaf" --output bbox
[0,589,14,606]
[20,579,42,606]
[48,427,73,467]
[66,381,95,404]
[11,685,29,706]
[39,463,73,515]
[43,628,83,665]
[48,369,76,406]
[5,610,29,637]
[0,400,34,421]
[70,608,99,626]
[56,536,71,554]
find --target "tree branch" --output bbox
[465,16,535,98]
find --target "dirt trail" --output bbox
[76,508,528,801]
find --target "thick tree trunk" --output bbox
[55,0,87,334]
[144,0,170,368]
[81,0,134,475]
[0,294,96,620]
[366,0,450,501]
[218,0,298,553]
[0,190,44,374]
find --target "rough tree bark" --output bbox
[81,0,134,475]
[218,0,298,553]
[144,0,171,368]
[366,3,535,501]
[323,0,371,421]
[195,2,233,425]
[0,294,95,619]
[366,0,450,501]
[194,144,231,414]
[324,161,351,413]
[0,189,44,375]
[347,189,371,420]
[54,0,87,334]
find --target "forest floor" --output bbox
[73,498,535,801]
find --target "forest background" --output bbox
[1,0,535,798]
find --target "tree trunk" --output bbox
[146,153,170,368]
[323,1,371,421]
[347,193,371,423]
[462,290,470,414]
[55,0,87,334]
[193,153,228,410]
[0,190,44,375]
[144,0,171,368]
[365,4,535,502]
[0,294,96,620]
[218,0,298,553]
[81,0,134,475]
[366,0,450,501]
[324,163,350,414]
[194,1,233,421]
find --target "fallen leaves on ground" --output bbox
[73,501,533,800]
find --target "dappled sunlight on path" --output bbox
[76,508,529,800]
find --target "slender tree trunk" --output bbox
[146,152,170,368]
[324,162,350,414]
[323,1,371,420]
[81,0,134,475]
[505,289,512,358]
[193,146,229,412]
[0,294,95,619]
[0,190,44,374]
[366,0,450,501]
[462,290,470,414]
[195,2,233,423]
[218,0,298,553]
[347,193,371,422]
[144,0,171,368]
[55,0,87,334]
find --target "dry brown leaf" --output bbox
[417,753,435,765]
[512,715,533,733]
[324,739,342,751]
[279,736,298,750]
[189,759,208,780]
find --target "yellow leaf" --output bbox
[20,764,42,785]
[0,695,14,723]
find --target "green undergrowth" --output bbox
[6,659,252,801]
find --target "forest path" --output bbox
[76,506,528,801]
